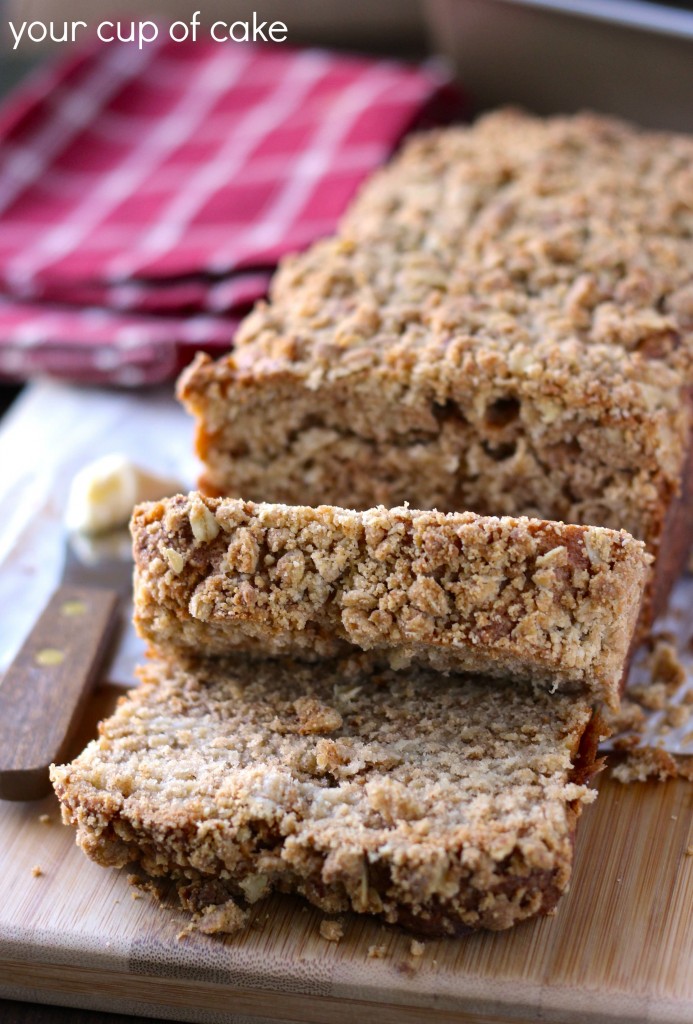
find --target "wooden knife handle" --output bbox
[0,584,120,801]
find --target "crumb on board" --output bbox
[629,682,668,711]
[177,899,248,940]
[396,960,419,978]
[612,734,641,752]
[685,846,693,857]
[608,630,692,782]
[31,865,43,878]
[666,705,690,729]
[319,919,344,943]
[612,748,693,783]
[125,873,169,909]
[129,875,166,903]
[367,944,388,959]
[410,940,425,957]
[649,638,686,691]
[38,814,51,825]
[195,900,248,935]
[602,698,646,737]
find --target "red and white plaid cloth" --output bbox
[0,39,461,385]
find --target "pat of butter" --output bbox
[65,454,184,535]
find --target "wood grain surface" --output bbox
[0,683,691,1024]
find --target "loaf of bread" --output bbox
[132,494,649,709]
[54,110,692,940]
[50,653,602,934]
[179,110,693,627]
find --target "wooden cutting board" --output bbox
[0,383,691,1023]
[0,679,691,1024]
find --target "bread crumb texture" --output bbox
[367,944,388,959]
[606,632,693,775]
[132,494,648,708]
[178,110,693,620]
[51,653,600,935]
[319,919,344,943]
[611,748,693,784]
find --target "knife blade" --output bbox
[0,527,132,801]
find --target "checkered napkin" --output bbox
[0,40,461,385]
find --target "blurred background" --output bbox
[0,2,687,403]
[3,0,693,129]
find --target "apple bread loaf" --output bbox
[132,494,649,709]
[178,110,693,626]
[50,653,603,935]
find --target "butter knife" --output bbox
[0,528,132,801]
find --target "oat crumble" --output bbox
[179,110,693,629]
[132,494,648,708]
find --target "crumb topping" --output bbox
[319,919,344,943]
[132,494,648,708]
[178,111,692,611]
[234,112,693,400]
